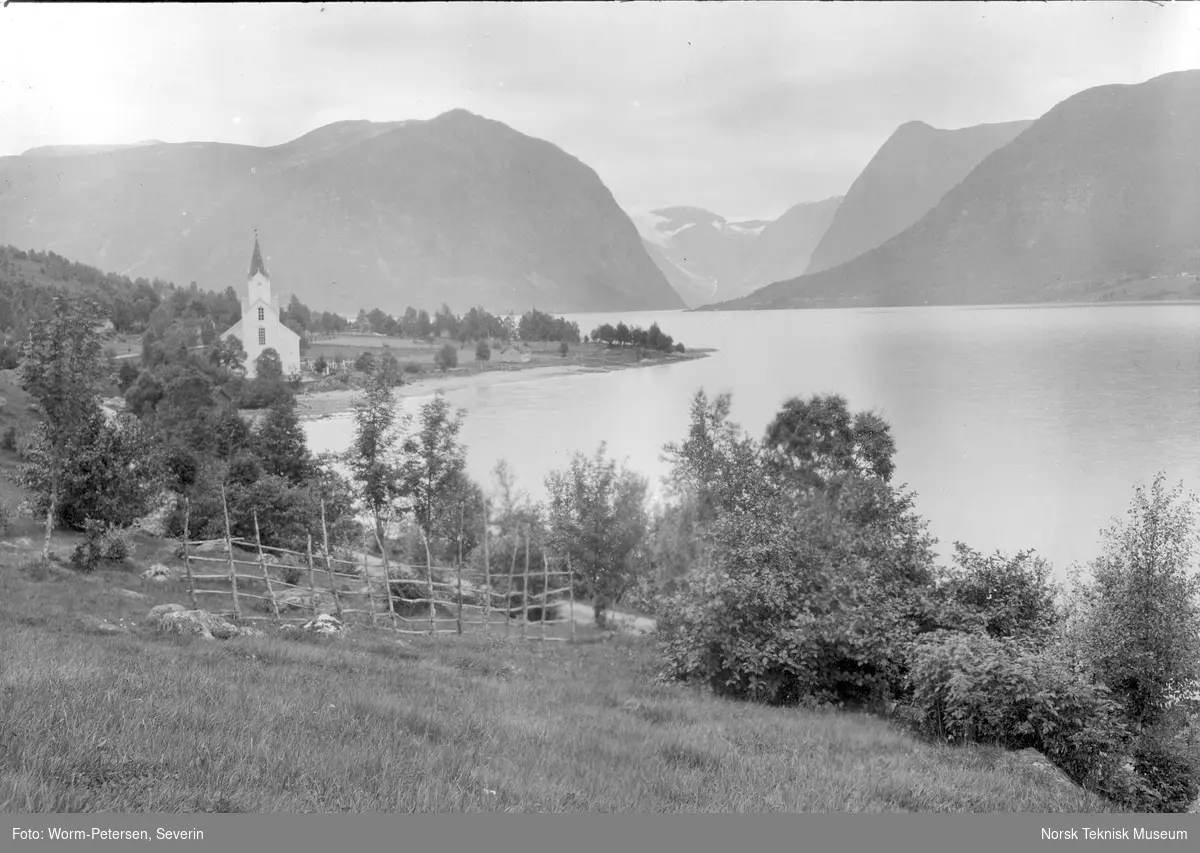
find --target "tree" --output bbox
[1080,474,1200,732]
[20,409,163,534]
[435,343,458,373]
[314,354,328,375]
[764,393,897,488]
[342,373,407,544]
[255,347,283,382]
[558,340,569,358]
[355,351,376,374]
[545,443,649,627]
[398,394,468,542]
[253,395,313,486]
[475,340,491,370]
[210,335,247,373]
[18,292,109,558]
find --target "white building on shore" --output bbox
[220,235,302,378]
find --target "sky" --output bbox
[2,2,1198,221]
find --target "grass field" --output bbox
[0,532,1123,813]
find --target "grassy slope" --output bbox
[0,538,1121,813]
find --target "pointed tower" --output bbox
[245,232,277,316]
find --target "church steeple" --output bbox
[248,231,269,279]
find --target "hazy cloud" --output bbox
[1,2,1197,219]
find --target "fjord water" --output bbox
[304,303,1200,574]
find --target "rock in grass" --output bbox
[157,609,241,641]
[144,603,189,626]
[302,613,344,636]
[140,563,176,583]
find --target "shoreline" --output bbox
[297,349,712,420]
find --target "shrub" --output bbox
[906,630,1141,802]
[280,563,305,587]
[435,343,458,372]
[403,361,421,374]
[70,520,134,572]
[1,425,17,452]
[1131,733,1200,813]
[0,501,11,536]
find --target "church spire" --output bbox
[248,231,269,278]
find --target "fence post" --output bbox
[361,534,377,626]
[541,552,549,642]
[373,525,398,630]
[320,499,343,620]
[421,527,436,636]
[568,556,576,643]
[482,504,491,634]
[506,544,518,639]
[522,531,530,640]
[220,484,241,619]
[253,510,281,623]
[456,505,464,635]
[182,498,197,610]
[306,534,318,617]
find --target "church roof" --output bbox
[248,235,269,278]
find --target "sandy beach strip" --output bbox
[297,351,710,420]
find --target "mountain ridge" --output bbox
[703,70,1200,312]
[0,111,683,314]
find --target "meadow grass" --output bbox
[0,549,1124,813]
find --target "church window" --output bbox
[258,307,265,321]
[258,327,266,346]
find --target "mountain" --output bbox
[707,70,1200,311]
[0,111,683,314]
[804,119,1033,275]
[631,197,841,307]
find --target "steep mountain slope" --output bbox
[0,112,682,314]
[743,196,843,291]
[805,119,1033,274]
[631,197,841,306]
[708,70,1200,311]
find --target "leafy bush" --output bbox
[940,543,1060,644]
[280,563,305,587]
[905,630,1151,804]
[403,362,421,374]
[1130,733,1200,813]
[0,500,11,536]
[435,343,458,372]
[70,520,134,572]
[1,425,17,452]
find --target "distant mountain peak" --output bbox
[711,70,1200,311]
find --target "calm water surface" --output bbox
[305,304,1200,574]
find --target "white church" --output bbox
[220,235,302,378]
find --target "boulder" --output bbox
[155,608,242,641]
[140,563,176,582]
[302,613,344,636]
[144,603,189,626]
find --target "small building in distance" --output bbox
[220,235,302,378]
[495,344,531,365]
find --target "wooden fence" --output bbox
[178,491,580,642]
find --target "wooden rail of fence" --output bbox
[179,497,578,642]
